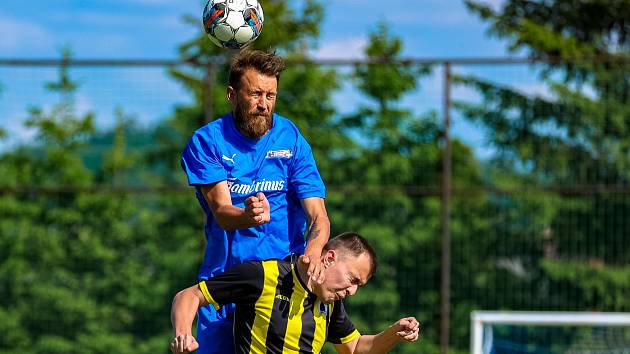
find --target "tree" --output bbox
[463,0,630,185]
[317,22,490,354]
[0,49,201,354]
[459,0,630,329]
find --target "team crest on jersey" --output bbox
[265,149,293,159]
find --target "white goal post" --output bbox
[471,311,630,354]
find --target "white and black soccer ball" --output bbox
[202,0,264,49]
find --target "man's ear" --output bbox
[323,249,337,268]
[227,86,235,102]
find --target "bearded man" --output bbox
[180,49,330,354]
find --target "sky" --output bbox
[0,0,506,58]
[0,0,529,156]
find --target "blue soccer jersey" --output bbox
[181,112,326,280]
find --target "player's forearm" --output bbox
[352,326,402,354]
[171,288,203,336]
[303,214,330,256]
[214,205,259,230]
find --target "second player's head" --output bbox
[227,50,285,140]
[312,232,378,304]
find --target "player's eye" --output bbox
[267,93,276,100]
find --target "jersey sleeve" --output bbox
[289,134,326,199]
[327,300,361,344]
[181,129,227,186]
[198,261,264,310]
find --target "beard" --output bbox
[233,100,273,140]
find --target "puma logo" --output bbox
[222,154,236,164]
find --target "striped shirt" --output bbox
[198,259,361,354]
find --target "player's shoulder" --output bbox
[259,259,296,288]
[260,258,291,267]
[272,114,304,137]
[259,258,293,275]
[192,113,231,139]
[237,259,265,268]
[185,115,235,152]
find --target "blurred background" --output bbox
[1,1,629,353]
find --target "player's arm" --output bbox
[170,262,263,353]
[333,317,420,354]
[170,285,208,353]
[299,197,330,283]
[200,182,270,231]
[181,129,269,231]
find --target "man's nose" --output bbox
[256,96,269,110]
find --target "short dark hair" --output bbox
[323,232,378,278]
[228,49,286,89]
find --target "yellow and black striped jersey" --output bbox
[198,259,360,354]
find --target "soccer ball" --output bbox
[202,0,264,49]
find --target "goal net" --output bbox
[471,311,630,354]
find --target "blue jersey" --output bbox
[181,112,326,280]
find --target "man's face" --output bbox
[314,250,372,304]
[228,68,277,139]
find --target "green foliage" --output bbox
[355,22,430,107]
[459,0,630,348]
[0,51,201,353]
[325,22,491,352]
[101,108,139,186]
[541,259,630,311]
[465,0,630,55]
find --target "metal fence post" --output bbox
[440,61,452,354]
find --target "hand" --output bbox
[244,192,270,224]
[299,253,325,284]
[393,317,420,342]
[170,333,199,353]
